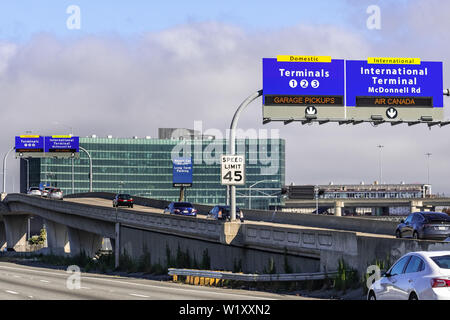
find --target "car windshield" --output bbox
[174,202,192,208]
[118,194,131,199]
[52,189,61,192]
[29,188,40,191]
[431,255,450,269]
[218,206,240,213]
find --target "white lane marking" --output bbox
[0,264,275,300]
[80,287,91,290]
[129,293,149,298]
[40,280,50,283]
[5,290,19,295]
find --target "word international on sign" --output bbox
[221,155,245,186]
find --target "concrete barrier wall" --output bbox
[9,193,448,276]
[120,225,320,274]
[66,192,398,235]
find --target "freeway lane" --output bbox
[64,197,395,238]
[0,262,312,300]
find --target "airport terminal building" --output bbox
[20,129,285,210]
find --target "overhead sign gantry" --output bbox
[262,55,448,127]
[15,135,80,158]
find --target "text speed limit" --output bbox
[221,155,245,186]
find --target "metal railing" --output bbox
[168,268,338,282]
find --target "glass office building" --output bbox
[21,135,285,210]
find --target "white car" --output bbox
[368,251,450,300]
[27,187,42,196]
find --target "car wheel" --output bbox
[395,230,401,238]
[368,291,376,301]
[413,231,419,239]
[409,292,418,300]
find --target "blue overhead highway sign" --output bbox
[346,59,443,107]
[262,56,345,106]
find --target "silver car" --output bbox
[48,188,63,200]
[41,187,55,198]
[27,187,42,196]
[368,251,450,300]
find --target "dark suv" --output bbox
[395,212,450,240]
[113,194,134,208]
[163,202,197,217]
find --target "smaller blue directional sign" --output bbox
[172,157,193,187]
[346,59,443,107]
[263,57,345,106]
[15,136,44,153]
[44,136,79,153]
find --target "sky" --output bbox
[1,0,450,194]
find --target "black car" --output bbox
[208,205,244,222]
[113,194,134,208]
[163,202,197,217]
[395,212,450,240]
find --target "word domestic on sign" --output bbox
[346,59,443,107]
[221,155,245,186]
[172,157,193,187]
[263,57,345,106]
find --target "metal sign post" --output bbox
[229,90,262,221]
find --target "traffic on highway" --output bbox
[1,1,450,314]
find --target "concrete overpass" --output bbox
[284,197,450,215]
[1,193,450,276]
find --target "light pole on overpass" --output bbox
[425,152,432,185]
[79,146,93,192]
[229,89,263,221]
[248,179,277,210]
[376,144,384,184]
[2,147,15,193]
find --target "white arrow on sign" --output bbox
[386,107,398,119]
[305,106,317,115]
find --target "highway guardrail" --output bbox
[168,268,338,282]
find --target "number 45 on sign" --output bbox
[221,155,246,185]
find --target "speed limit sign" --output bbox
[221,155,245,185]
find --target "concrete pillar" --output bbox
[67,227,103,257]
[334,201,344,217]
[0,221,6,251]
[115,223,120,268]
[410,200,423,213]
[3,215,29,252]
[44,219,70,255]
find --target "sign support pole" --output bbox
[229,89,263,221]
[179,186,185,202]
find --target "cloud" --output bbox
[0,14,449,195]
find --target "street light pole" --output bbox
[425,152,432,185]
[229,89,263,221]
[248,179,277,210]
[79,146,93,192]
[2,147,15,193]
[376,145,384,184]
